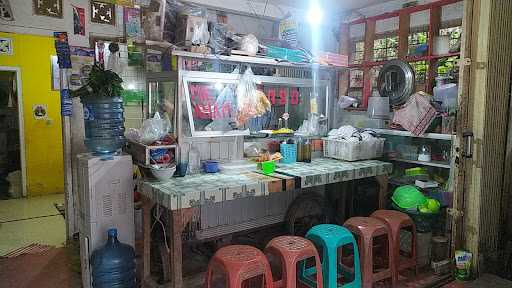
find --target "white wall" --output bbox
[1,0,124,47]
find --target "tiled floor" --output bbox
[0,194,66,256]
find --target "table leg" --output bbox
[376,174,389,209]
[141,196,153,285]
[169,208,196,288]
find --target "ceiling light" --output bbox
[307,1,323,26]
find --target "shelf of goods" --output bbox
[388,158,451,169]
[373,129,453,141]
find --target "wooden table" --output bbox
[138,158,392,287]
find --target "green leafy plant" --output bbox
[71,65,123,99]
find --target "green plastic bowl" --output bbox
[391,185,427,209]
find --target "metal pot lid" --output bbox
[377,60,415,106]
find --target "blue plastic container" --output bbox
[82,97,126,156]
[203,160,220,173]
[280,143,297,164]
[90,228,136,288]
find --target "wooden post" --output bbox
[427,6,442,93]
[362,20,376,107]
[338,23,350,98]
[398,11,410,58]
[169,208,196,288]
[376,175,389,209]
[141,196,153,285]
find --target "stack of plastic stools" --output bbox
[344,217,395,288]
[264,235,323,288]
[300,224,362,288]
[204,245,274,288]
[370,210,418,283]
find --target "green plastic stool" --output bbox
[299,224,362,288]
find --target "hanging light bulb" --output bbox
[307,1,323,26]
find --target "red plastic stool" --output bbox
[344,217,395,288]
[264,236,323,288]
[370,209,418,283]
[205,245,274,288]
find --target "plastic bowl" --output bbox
[150,165,176,181]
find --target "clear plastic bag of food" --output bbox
[139,112,169,144]
[235,66,258,126]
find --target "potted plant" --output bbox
[72,65,126,156]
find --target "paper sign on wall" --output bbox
[124,7,143,41]
[72,6,85,36]
[0,37,13,55]
[33,104,48,120]
[279,17,298,48]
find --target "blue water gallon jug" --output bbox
[82,96,126,156]
[90,228,136,288]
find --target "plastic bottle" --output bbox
[296,137,304,162]
[90,228,136,288]
[303,139,312,163]
[188,146,201,174]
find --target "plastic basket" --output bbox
[322,137,385,161]
[280,143,297,164]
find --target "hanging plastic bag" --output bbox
[235,66,264,126]
[191,21,210,45]
[139,112,169,144]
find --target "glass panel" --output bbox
[183,75,329,136]
[186,81,239,133]
[148,80,177,134]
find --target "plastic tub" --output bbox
[203,160,220,173]
[258,161,276,175]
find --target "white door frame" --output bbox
[0,66,27,197]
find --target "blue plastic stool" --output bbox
[299,224,362,288]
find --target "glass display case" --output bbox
[180,70,331,137]
[145,72,178,136]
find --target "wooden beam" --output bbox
[338,23,350,98]
[362,20,376,107]
[349,0,461,25]
[398,10,410,58]
[427,6,442,93]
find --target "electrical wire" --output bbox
[151,204,170,252]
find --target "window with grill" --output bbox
[439,26,462,53]
[410,61,428,85]
[437,56,459,78]
[350,41,365,64]
[408,31,428,56]
[373,35,398,62]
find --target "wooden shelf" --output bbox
[373,129,454,140]
[389,158,451,169]
[343,0,463,109]
[430,52,461,59]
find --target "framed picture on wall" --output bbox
[91,1,116,25]
[33,0,63,18]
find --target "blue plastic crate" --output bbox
[280,143,297,164]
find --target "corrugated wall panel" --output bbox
[478,0,512,253]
